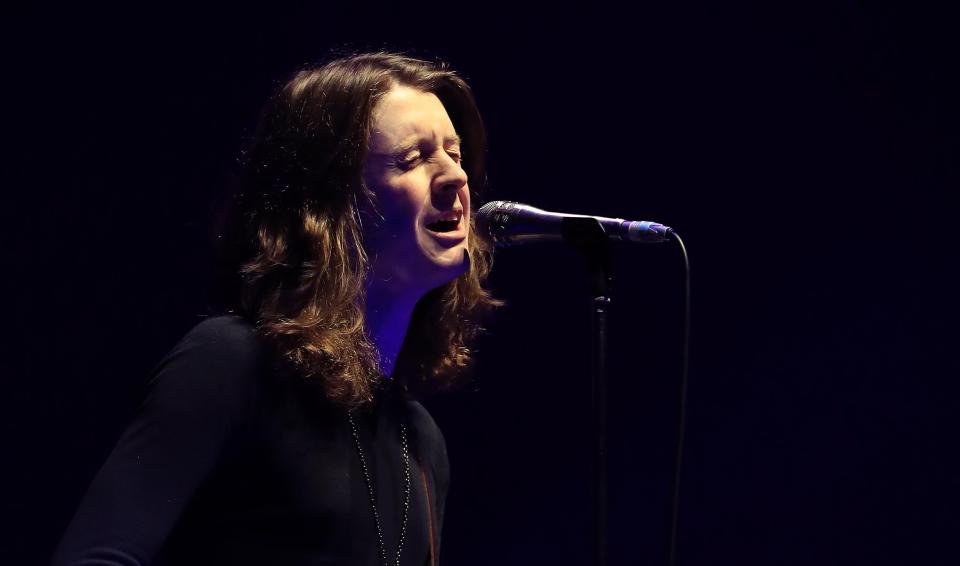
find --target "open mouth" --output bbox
[425,210,463,233]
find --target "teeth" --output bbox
[425,210,463,233]
[434,211,462,223]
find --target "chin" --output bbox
[427,247,470,286]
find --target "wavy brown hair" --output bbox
[212,52,500,407]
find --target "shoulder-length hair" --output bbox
[212,51,501,407]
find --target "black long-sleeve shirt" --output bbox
[51,315,449,566]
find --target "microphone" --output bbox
[475,201,674,247]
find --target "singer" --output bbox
[51,52,500,566]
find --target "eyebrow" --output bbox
[389,134,462,155]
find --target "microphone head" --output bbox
[476,200,570,247]
[475,200,506,224]
[475,200,513,247]
[476,201,555,247]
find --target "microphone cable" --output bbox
[666,231,690,566]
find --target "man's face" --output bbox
[362,86,471,294]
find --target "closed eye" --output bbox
[395,147,461,170]
[396,154,420,170]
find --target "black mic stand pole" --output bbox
[562,217,612,566]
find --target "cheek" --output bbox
[461,186,472,221]
[375,181,426,234]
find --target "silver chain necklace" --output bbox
[347,411,411,566]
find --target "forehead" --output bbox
[368,86,458,151]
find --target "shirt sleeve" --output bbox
[50,316,266,566]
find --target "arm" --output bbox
[50,317,264,566]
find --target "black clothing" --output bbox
[51,315,449,566]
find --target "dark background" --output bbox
[3,2,957,565]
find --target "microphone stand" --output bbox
[561,217,611,566]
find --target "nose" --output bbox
[434,153,469,195]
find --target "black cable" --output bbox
[667,231,690,566]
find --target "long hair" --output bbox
[212,51,501,407]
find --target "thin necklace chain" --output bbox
[347,411,411,566]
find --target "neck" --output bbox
[365,279,423,378]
